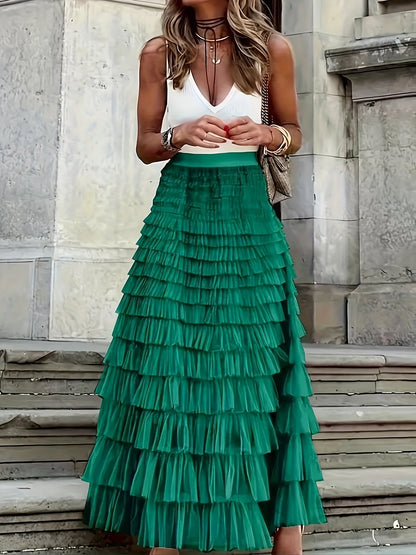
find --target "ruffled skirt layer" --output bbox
[81,152,326,551]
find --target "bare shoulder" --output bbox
[140,35,166,57]
[267,32,294,66]
[139,35,166,79]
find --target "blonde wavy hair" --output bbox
[161,0,276,95]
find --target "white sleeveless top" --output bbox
[165,71,262,154]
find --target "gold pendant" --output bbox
[209,44,221,64]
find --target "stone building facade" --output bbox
[0,0,415,344]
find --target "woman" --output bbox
[81,0,326,554]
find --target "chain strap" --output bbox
[260,72,272,126]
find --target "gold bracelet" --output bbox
[265,124,290,155]
[271,124,292,151]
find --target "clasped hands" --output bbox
[172,115,282,150]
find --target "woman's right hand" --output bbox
[172,116,228,149]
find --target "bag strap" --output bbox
[261,32,274,126]
[260,73,270,125]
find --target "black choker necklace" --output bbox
[195,16,227,29]
[194,17,228,104]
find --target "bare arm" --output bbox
[136,37,173,164]
[267,33,302,154]
[136,38,227,164]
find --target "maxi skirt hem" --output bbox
[81,152,326,552]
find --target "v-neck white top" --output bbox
[165,71,262,154]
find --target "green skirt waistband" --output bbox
[169,151,259,168]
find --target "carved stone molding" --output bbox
[369,0,416,15]
[326,34,416,75]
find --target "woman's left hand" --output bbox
[226,117,271,147]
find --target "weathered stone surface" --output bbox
[355,10,416,39]
[314,406,416,424]
[348,284,416,345]
[312,511,416,533]
[50,260,131,340]
[369,0,416,16]
[313,0,368,36]
[306,343,416,363]
[316,437,414,454]
[0,477,88,514]
[2,342,106,363]
[282,0,314,34]
[0,409,98,428]
[320,466,416,498]
[326,34,416,74]
[319,452,416,469]
[358,97,416,284]
[377,380,416,393]
[297,285,356,344]
[311,393,416,406]
[2,549,131,555]
[0,444,93,464]
[313,93,347,158]
[0,0,166,341]
[304,528,416,551]
[0,461,78,480]
[312,381,376,394]
[0,530,101,553]
[348,66,416,102]
[1,378,98,395]
[313,219,359,285]
[0,0,63,248]
[281,218,314,283]
[32,258,52,340]
[0,262,34,339]
[309,366,381,374]
[0,394,102,410]
[312,156,358,221]
[282,155,315,220]
[307,544,416,554]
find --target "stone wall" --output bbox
[0,0,64,338]
[1,0,415,344]
[326,4,416,344]
[281,0,367,343]
[0,0,164,340]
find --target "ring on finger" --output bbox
[202,131,208,141]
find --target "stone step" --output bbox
[310,393,416,407]
[0,470,415,552]
[1,342,415,409]
[2,404,416,478]
[0,410,97,479]
[6,547,416,555]
[4,545,416,555]
[313,406,416,470]
[307,546,416,554]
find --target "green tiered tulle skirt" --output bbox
[81,151,326,551]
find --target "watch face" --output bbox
[162,129,172,150]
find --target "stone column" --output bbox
[0,0,164,340]
[326,4,416,345]
[281,1,367,343]
[51,0,164,339]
